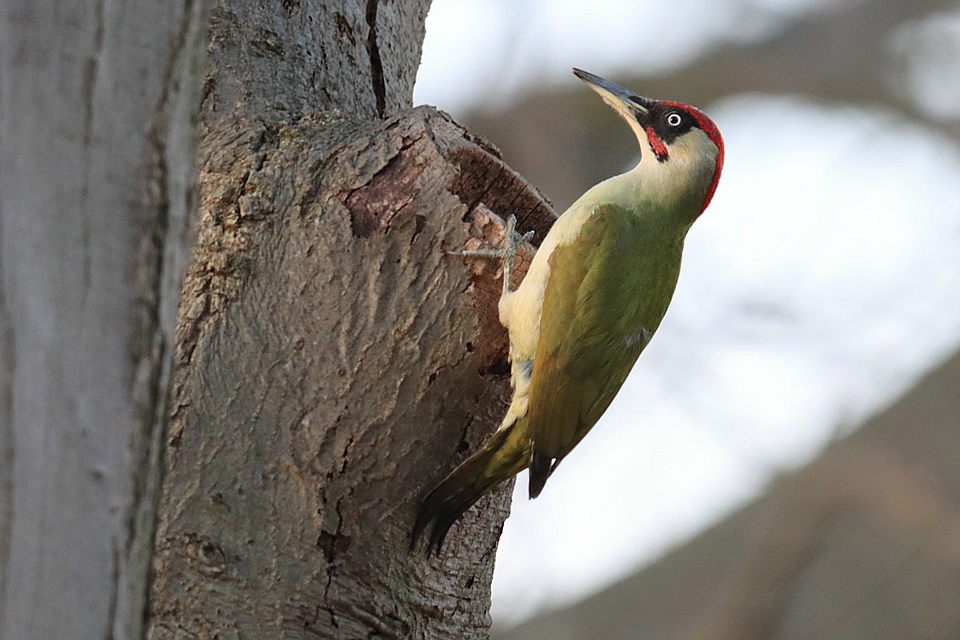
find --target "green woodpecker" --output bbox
[413,69,724,553]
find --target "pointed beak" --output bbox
[573,68,654,124]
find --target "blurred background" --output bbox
[414,1,960,638]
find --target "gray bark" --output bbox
[202,0,429,123]
[1,0,556,636]
[146,104,553,640]
[144,0,556,638]
[0,0,210,638]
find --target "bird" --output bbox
[413,68,725,554]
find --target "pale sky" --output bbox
[414,0,960,626]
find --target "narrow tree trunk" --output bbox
[145,1,555,638]
[0,0,210,638]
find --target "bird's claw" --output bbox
[449,215,534,295]
[502,213,536,254]
[449,214,533,259]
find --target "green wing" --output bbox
[526,203,686,470]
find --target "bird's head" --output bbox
[574,68,724,215]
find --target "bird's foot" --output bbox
[449,214,534,260]
[449,214,534,295]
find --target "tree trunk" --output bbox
[0,0,210,638]
[144,1,555,638]
[2,0,555,637]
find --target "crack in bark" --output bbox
[81,0,106,149]
[77,0,106,308]
[319,495,346,631]
[364,0,386,118]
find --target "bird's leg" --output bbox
[450,214,534,295]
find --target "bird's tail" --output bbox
[412,421,531,554]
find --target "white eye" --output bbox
[666,112,682,126]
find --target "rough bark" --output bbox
[0,0,210,638]
[143,0,556,635]
[1,0,555,635]
[202,0,429,123]
[146,106,553,638]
